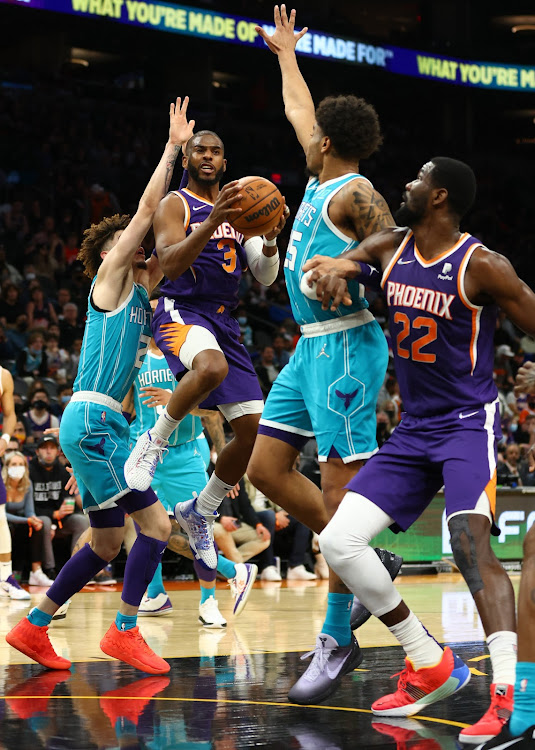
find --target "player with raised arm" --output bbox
[246,5,402,705]
[306,157,535,742]
[125,129,288,571]
[6,97,194,675]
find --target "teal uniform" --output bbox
[129,350,208,512]
[60,281,152,512]
[260,173,388,461]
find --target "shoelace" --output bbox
[301,643,334,668]
[390,667,409,691]
[138,444,168,474]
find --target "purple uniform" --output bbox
[348,230,501,530]
[154,188,263,408]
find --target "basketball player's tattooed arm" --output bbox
[255,6,312,152]
[192,408,226,456]
[345,180,395,242]
[167,520,194,560]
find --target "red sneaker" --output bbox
[6,670,71,719]
[458,683,514,745]
[372,718,443,749]
[100,676,170,727]
[5,618,72,670]
[100,623,170,674]
[371,647,471,717]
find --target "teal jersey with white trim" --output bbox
[129,350,200,447]
[284,173,370,325]
[74,280,152,403]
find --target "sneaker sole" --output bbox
[100,639,170,674]
[458,733,500,745]
[372,662,471,717]
[6,631,71,670]
[288,644,364,705]
[198,617,227,629]
[233,564,258,617]
[138,606,173,617]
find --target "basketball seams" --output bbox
[231,177,284,234]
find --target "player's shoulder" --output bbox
[467,243,512,273]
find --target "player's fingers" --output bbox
[296,27,308,41]
[280,4,288,25]
[332,282,350,311]
[180,95,189,112]
[188,118,195,132]
[255,26,269,40]
[289,7,296,27]
[342,293,353,306]
[274,5,281,26]
[170,102,174,116]
[175,97,181,113]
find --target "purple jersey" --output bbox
[158,188,247,311]
[382,230,498,417]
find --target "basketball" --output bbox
[229,176,285,236]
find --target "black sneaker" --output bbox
[475,720,535,748]
[93,565,117,585]
[350,548,403,631]
[288,633,363,705]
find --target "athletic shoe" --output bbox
[0,574,31,601]
[372,717,443,749]
[287,564,317,581]
[174,496,218,569]
[230,562,257,616]
[371,646,470,717]
[6,617,72,669]
[52,599,71,620]
[475,720,535,748]
[350,547,403,630]
[288,633,363,705]
[6,669,72,719]
[100,622,170,674]
[100,675,170,727]
[124,429,169,491]
[198,596,227,628]
[459,683,514,745]
[138,593,173,617]
[93,565,117,585]
[28,568,54,587]
[260,565,281,582]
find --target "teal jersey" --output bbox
[74,280,152,403]
[129,350,200,447]
[284,173,370,325]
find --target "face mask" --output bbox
[238,317,247,325]
[61,395,71,404]
[14,403,25,416]
[7,466,25,480]
[25,273,36,281]
[32,400,48,410]
[13,431,25,443]
[510,423,518,433]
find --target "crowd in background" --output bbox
[0,81,534,584]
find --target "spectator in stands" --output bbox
[67,336,83,380]
[376,410,393,448]
[497,443,527,488]
[3,199,29,254]
[4,450,52,587]
[84,183,120,226]
[44,331,69,382]
[515,413,535,447]
[63,233,80,266]
[6,314,29,352]
[0,324,16,364]
[272,334,290,368]
[16,331,48,379]
[26,285,58,330]
[495,344,515,383]
[29,434,87,577]
[0,246,23,286]
[23,387,59,439]
[255,345,280,398]
[213,481,271,566]
[0,283,25,329]
[59,302,84,350]
[237,309,254,350]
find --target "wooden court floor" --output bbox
[0,573,521,749]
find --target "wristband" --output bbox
[1,433,10,444]
[51,524,57,531]
[262,236,277,247]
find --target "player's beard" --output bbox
[188,162,225,186]
[394,200,425,228]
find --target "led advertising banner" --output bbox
[3,0,535,91]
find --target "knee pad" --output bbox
[449,514,484,595]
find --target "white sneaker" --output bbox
[138,593,173,617]
[0,575,31,601]
[229,562,257,616]
[198,596,227,629]
[28,568,54,587]
[124,429,169,491]
[261,565,282,582]
[52,599,71,620]
[174,496,218,569]
[286,564,317,581]
[314,554,330,580]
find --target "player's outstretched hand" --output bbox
[140,386,172,408]
[169,96,195,147]
[264,202,290,241]
[514,361,535,397]
[303,255,357,311]
[210,181,243,226]
[65,467,79,496]
[255,5,308,56]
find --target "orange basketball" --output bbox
[229,176,284,236]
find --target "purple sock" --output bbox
[122,533,168,607]
[194,543,219,583]
[46,544,108,606]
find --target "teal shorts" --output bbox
[259,319,388,462]
[143,439,208,514]
[59,400,131,513]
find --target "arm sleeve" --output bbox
[24,484,36,517]
[244,237,280,287]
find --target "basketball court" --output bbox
[0,573,519,749]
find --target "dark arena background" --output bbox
[0,1,534,748]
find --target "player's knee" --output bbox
[318,522,339,565]
[523,523,535,559]
[152,514,172,543]
[193,352,228,391]
[247,456,272,495]
[92,539,122,562]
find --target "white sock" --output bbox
[150,407,181,442]
[487,630,517,685]
[195,473,235,517]
[388,611,444,670]
[0,560,12,581]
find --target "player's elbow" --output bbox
[158,248,186,281]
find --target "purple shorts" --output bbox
[347,400,501,532]
[88,489,158,528]
[153,298,263,409]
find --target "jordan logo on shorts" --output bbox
[317,342,330,358]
